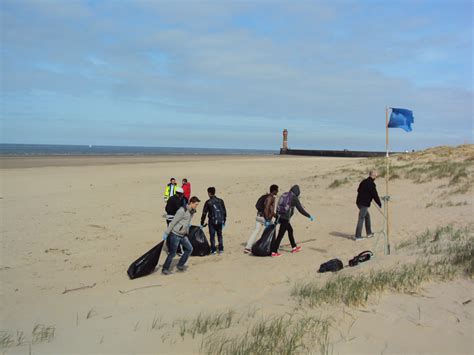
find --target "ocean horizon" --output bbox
[0,143,278,156]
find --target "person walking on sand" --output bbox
[161,196,201,275]
[270,185,314,257]
[182,178,191,203]
[201,187,227,255]
[244,184,279,254]
[354,171,382,241]
[164,178,178,202]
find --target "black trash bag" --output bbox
[251,224,276,257]
[318,258,344,273]
[189,226,211,256]
[127,241,164,279]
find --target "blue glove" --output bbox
[199,224,205,230]
[264,220,271,227]
[162,232,168,241]
[222,223,226,230]
[309,215,315,222]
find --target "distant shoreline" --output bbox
[0,143,277,157]
[0,154,282,169]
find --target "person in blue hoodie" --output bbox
[270,185,314,257]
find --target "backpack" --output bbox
[318,258,344,273]
[255,194,270,213]
[349,250,373,267]
[209,198,225,225]
[277,192,293,216]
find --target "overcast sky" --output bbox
[1,0,472,151]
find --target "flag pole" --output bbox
[385,107,391,255]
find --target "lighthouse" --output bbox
[282,129,288,152]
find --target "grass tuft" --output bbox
[173,310,236,340]
[328,177,350,189]
[32,324,55,344]
[201,315,332,355]
[0,331,14,348]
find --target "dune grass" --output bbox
[172,310,236,340]
[426,200,468,208]
[1,324,55,349]
[32,324,55,344]
[0,331,26,348]
[201,314,332,355]
[328,177,350,188]
[293,225,473,308]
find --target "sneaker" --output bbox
[177,265,188,272]
[367,233,375,238]
[291,246,302,253]
[354,237,364,242]
[161,269,171,275]
[218,250,224,255]
[271,252,283,257]
[244,248,252,254]
[211,251,217,255]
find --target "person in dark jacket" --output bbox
[354,171,382,241]
[200,187,227,254]
[270,185,314,257]
[165,187,186,254]
[165,187,185,226]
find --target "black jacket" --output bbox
[356,177,382,208]
[279,185,311,221]
[165,194,185,217]
[201,196,227,225]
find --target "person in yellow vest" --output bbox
[164,178,178,202]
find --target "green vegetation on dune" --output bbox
[201,315,332,355]
[292,225,473,308]
[326,145,474,194]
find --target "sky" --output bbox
[1,0,472,151]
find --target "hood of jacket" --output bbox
[290,185,300,197]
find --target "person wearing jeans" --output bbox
[162,233,193,272]
[209,223,224,254]
[354,171,382,241]
[355,205,372,239]
[201,187,227,254]
[162,196,201,275]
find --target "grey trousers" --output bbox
[355,204,372,238]
[246,215,266,249]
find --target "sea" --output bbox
[0,144,277,156]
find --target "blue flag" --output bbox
[388,108,414,132]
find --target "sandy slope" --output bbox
[1,153,472,354]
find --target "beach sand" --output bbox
[1,151,473,354]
